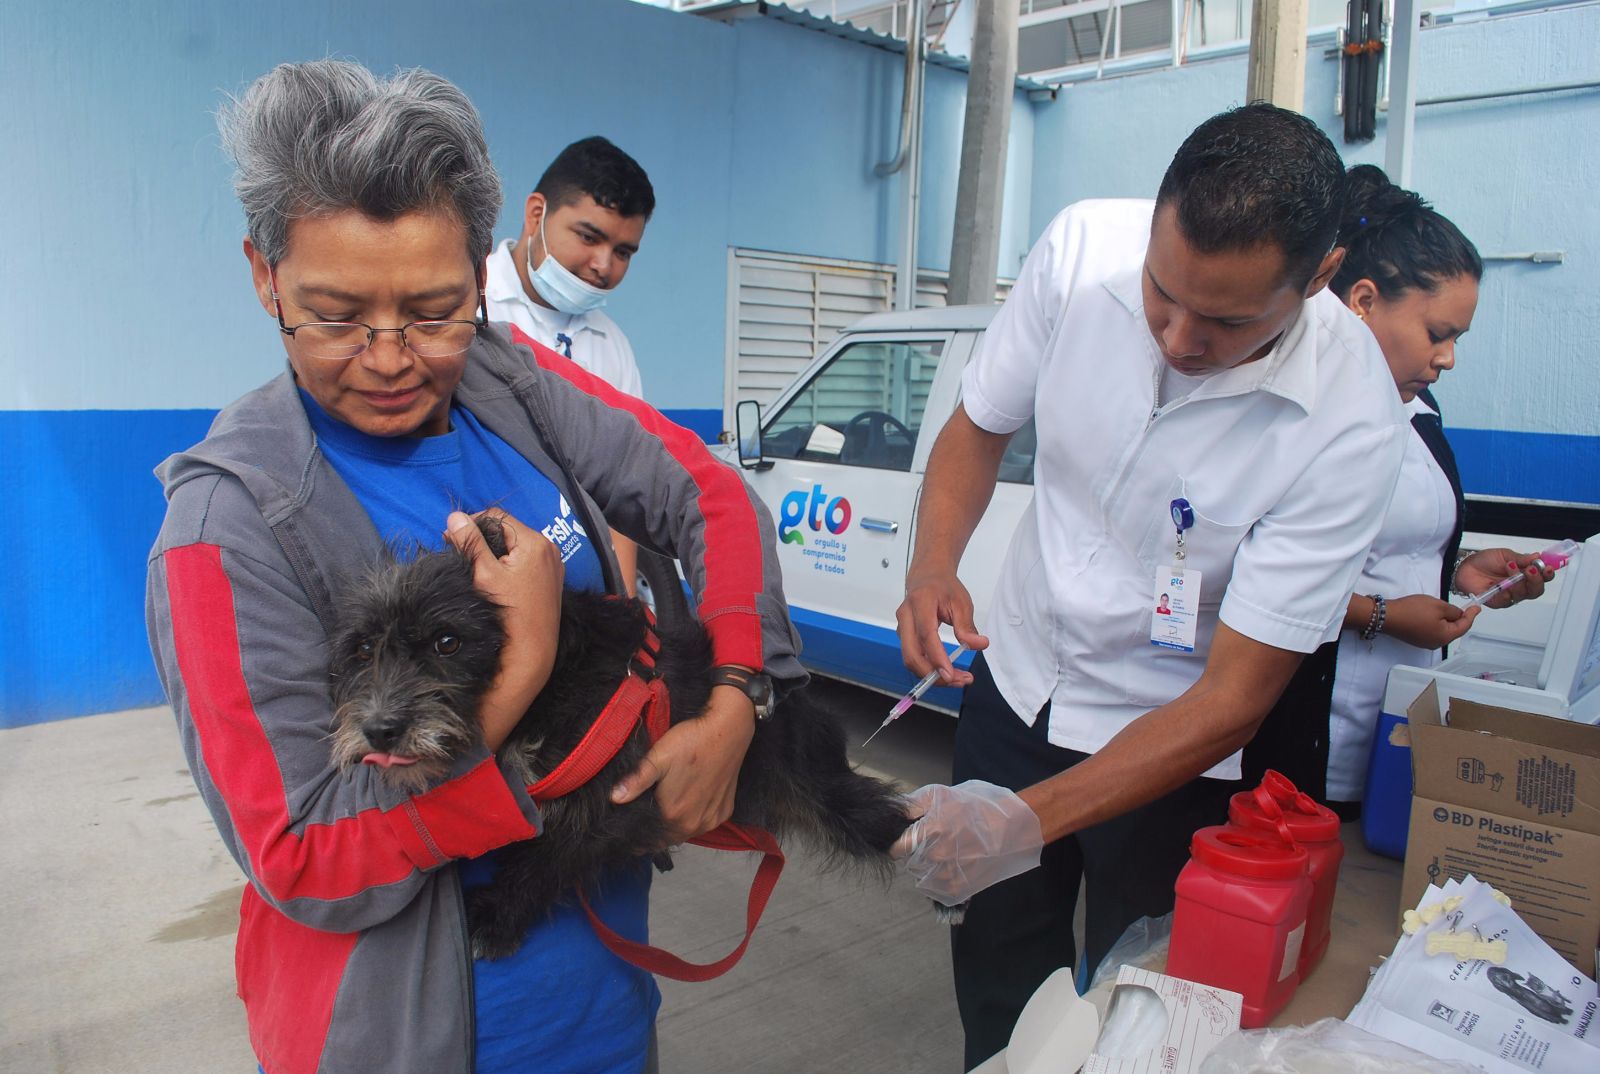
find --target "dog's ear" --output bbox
[477,514,510,559]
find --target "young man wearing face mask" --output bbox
[486,136,655,589]
[487,136,652,394]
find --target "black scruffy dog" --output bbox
[327,521,912,960]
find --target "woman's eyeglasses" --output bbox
[268,265,487,361]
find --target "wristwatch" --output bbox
[710,665,775,720]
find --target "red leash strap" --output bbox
[526,676,667,801]
[525,619,670,803]
[577,821,785,981]
[523,606,786,980]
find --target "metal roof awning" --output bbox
[685,1,1056,96]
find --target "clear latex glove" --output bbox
[891,780,1045,906]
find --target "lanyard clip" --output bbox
[1170,498,1194,561]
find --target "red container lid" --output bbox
[1229,791,1341,843]
[1190,825,1309,879]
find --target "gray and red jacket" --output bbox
[145,325,805,1074]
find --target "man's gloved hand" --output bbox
[891,780,1045,906]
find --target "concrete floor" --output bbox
[0,681,1404,1073]
[1,705,261,1073]
[0,682,966,1074]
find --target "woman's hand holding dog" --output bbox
[611,684,757,843]
[446,510,564,751]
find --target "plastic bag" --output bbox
[1197,1017,1488,1074]
[1087,913,1173,993]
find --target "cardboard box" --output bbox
[1401,684,1600,973]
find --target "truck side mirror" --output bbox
[735,399,771,471]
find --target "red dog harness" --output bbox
[525,611,785,982]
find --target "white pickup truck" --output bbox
[702,304,1598,716]
[719,304,1025,712]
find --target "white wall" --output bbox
[1028,5,1600,503]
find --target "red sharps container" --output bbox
[1228,771,1344,980]
[1167,826,1312,1028]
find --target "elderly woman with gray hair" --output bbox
[145,60,802,1074]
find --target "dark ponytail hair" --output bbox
[1332,164,1482,301]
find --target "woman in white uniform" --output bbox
[1246,166,1552,811]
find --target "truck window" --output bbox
[763,339,945,472]
[997,417,1037,486]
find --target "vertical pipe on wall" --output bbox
[875,2,927,310]
[901,47,925,310]
[898,1,927,310]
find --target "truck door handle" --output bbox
[860,517,900,534]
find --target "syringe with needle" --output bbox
[862,644,970,748]
[1459,540,1579,610]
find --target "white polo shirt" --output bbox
[484,239,646,398]
[962,199,1407,779]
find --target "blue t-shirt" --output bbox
[302,392,660,1074]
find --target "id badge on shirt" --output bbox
[1151,566,1200,652]
[1151,497,1200,652]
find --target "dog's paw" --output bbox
[465,890,529,961]
[650,850,675,874]
[469,922,525,962]
[929,899,968,926]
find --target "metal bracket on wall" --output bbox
[1480,251,1566,264]
[1332,10,1392,119]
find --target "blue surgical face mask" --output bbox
[526,211,610,315]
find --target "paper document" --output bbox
[1349,876,1599,1073]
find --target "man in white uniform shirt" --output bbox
[891,105,1409,1066]
[486,136,654,587]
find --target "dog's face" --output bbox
[328,549,506,791]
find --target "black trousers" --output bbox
[1240,639,1335,804]
[949,655,1236,1069]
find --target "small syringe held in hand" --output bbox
[1460,540,1578,610]
[862,644,970,748]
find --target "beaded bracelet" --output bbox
[1360,594,1388,641]
[1450,548,1477,596]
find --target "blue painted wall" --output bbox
[1028,5,1600,504]
[727,16,900,266]
[5,0,1596,722]
[0,0,741,414]
[1,0,739,724]
[0,0,1033,723]
[0,0,1037,412]
[0,411,218,724]
[724,16,1036,276]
